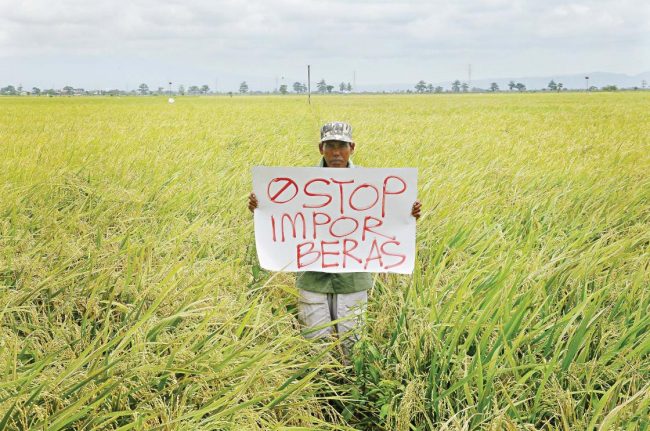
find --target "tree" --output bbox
[293,82,305,93]
[346,82,352,92]
[138,83,149,95]
[32,87,41,95]
[279,84,288,94]
[415,80,427,93]
[157,86,164,94]
[547,80,557,91]
[201,85,210,95]
[490,82,499,92]
[188,85,200,95]
[239,82,248,93]
[326,85,334,93]
[317,79,327,93]
[601,85,617,91]
[434,86,443,93]
[515,82,526,92]
[63,86,74,95]
[339,82,346,92]
[508,80,516,91]
[461,82,469,92]
[1,85,17,95]
[451,80,461,92]
[178,85,185,95]
[426,83,434,93]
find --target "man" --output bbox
[248,122,421,356]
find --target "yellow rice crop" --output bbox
[1,93,649,430]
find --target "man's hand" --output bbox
[411,200,421,220]
[248,193,258,213]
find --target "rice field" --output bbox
[1,93,649,430]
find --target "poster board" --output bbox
[252,166,417,274]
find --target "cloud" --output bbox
[0,0,647,87]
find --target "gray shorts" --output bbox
[297,289,367,354]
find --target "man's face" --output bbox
[319,140,355,168]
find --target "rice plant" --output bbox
[1,93,648,430]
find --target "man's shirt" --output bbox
[295,157,374,294]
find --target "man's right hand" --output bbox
[248,193,258,213]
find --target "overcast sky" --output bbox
[1,0,648,90]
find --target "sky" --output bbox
[1,0,649,91]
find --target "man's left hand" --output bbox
[411,200,421,220]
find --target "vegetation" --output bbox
[2,80,646,96]
[314,80,336,93]
[1,93,649,430]
[293,82,307,93]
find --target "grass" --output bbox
[1,92,649,430]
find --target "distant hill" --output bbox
[357,71,650,92]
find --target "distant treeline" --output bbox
[0,81,644,96]
[413,79,636,93]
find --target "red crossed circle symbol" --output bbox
[267,177,299,204]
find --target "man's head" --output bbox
[319,121,355,168]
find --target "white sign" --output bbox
[253,167,418,274]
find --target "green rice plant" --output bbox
[1,92,648,429]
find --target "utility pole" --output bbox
[468,64,472,88]
[353,70,356,92]
[307,65,311,104]
[585,76,589,92]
